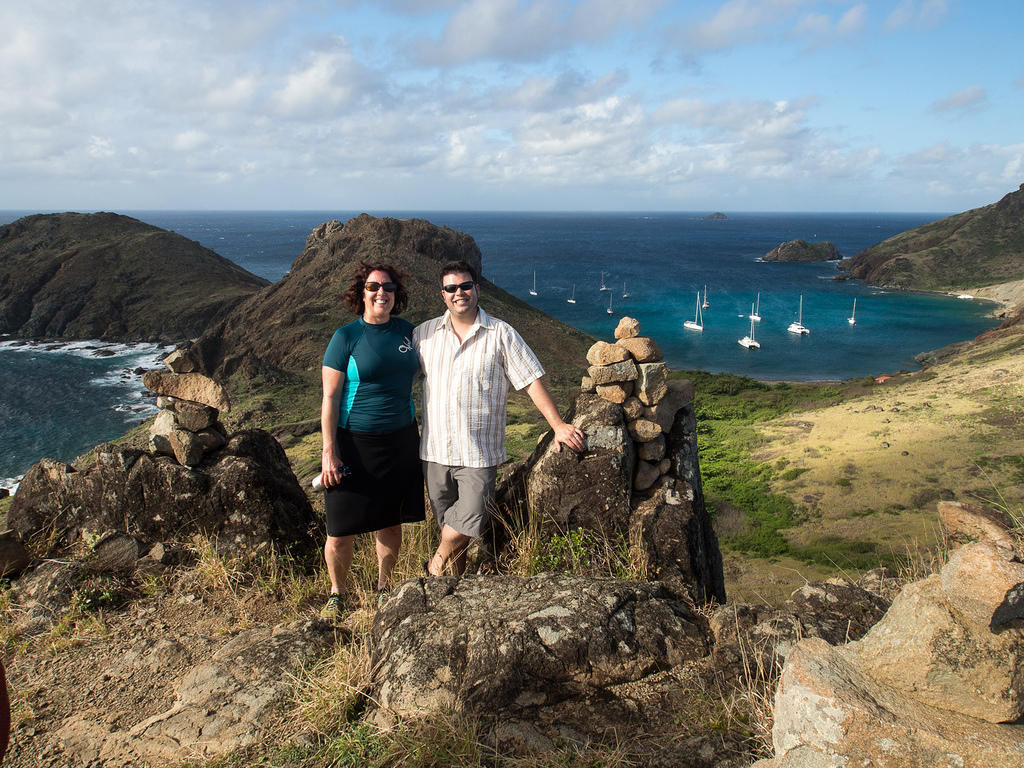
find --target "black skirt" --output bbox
[324,421,425,537]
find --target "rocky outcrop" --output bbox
[0,529,30,577]
[496,316,725,604]
[7,430,315,557]
[370,573,708,748]
[763,239,841,262]
[188,214,592,390]
[839,183,1024,291]
[0,212,268,342]
[757,535,1024,767]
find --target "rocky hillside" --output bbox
[763,239,840,262]
[0,213,269,342]
[191,214,594,391]
[840,183,1024,290]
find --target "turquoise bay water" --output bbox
[0,210,999,488]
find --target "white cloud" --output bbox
[930,85,988,115]
[885,0,948,31]
[172,130,209,152]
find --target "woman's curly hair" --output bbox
[342,260,410,315]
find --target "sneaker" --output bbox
[376,588,390,609]
[319,593,344,620]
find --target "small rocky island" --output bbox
[763,238,841,262]
[705,212,727,220]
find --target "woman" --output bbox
[319,261,424,619]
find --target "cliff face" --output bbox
[840,183,1024,290]
[763,239,840,262]
[0,213,268,342]
[191,213,594,388]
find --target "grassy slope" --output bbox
[695,325,1024,605]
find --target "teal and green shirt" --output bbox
[322,317,417,433]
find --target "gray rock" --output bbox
[587,359,639,386]
[84,531,139,572]
[635,362,667,406]
[172,400,218,432]
[370,574,709,727]
[8,430,316,558]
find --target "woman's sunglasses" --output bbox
[365,282,396,292]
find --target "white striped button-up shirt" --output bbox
[414,307,544,468]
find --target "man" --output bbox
[414,260,585,576]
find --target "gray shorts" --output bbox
[423,462,497,538]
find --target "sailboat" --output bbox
[702,284,710,309]
[750,292,761,322]
[787,295,809,335]
[848,297,857,326]
[683,291,704,331]
[606,292,613,314]
[738,304,760,349]
[529,271,537,296]
[622,281,630,299]
[600,271,609,291]
[567,283,576,304]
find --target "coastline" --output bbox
[0,338,168,492]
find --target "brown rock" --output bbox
[162,348,196,373]
[627,419,662,442]
[637,436,665,462]
[587,360,638,386]
[0,529,30,577]
[634,461,660,491]
[850,573,1024,722]
[615,336,663,363]
[580,375,595,392]
[621,396,644,420]
[941,540,1024,629]
[938,500,1018,553]
[142,371,230,412]
[168,428,205,467]
[586,340,631,366]
[642,379,694,432]
[196,427,227,452]
[635,362,668,406]
[595,382,632,403]
[613,317,640,339]
[770,637,1024,768]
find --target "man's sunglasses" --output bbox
[365,281,396,292]
[442,281,475,293]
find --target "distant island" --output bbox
[704,212,727,220]
[763,238,841,262]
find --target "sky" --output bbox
[1,0,1022,213]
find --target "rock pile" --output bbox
[583,317,683,492]
[143,349,229,467]
[496,316,725,604]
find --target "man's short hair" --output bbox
[440,260,477,285]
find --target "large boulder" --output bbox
[759,541,1024,767]
[516,393,635,535]
[370,573,709,743]
[760,637,1024,768]
[8,430,316,556]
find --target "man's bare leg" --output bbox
[428,524,471,576]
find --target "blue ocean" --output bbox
[0,209,998,490]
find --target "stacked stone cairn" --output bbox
[142,349,229,467]
[582,316,678,492]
